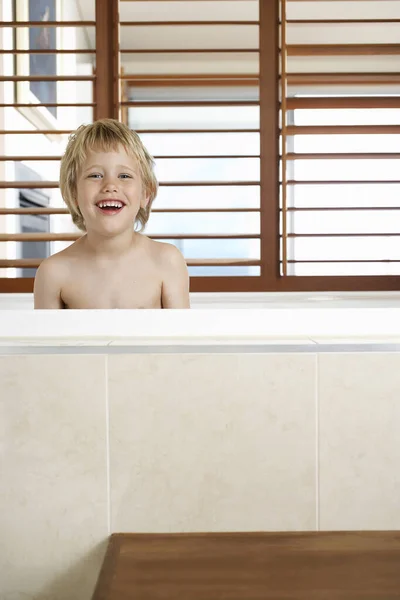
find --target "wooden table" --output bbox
[92,531,400,599]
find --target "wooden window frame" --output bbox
[0,0,398,293]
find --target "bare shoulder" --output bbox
[143,238,190,308]
[36,241,79,277]
[149,239,186,268]
[35,251,66,281]
[33,242,80,309]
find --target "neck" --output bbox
[83,228,139,260]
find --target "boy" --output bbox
[34,119,190,309]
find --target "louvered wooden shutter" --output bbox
[1,0,398,295]
[279,0,400,291]
[0,0,99,292]
[118,0,266,292]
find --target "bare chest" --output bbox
[61,261,162,309]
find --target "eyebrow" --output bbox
[118,164,137,172]
[83,164,102,173]
[83,164,137,173]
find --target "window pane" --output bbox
[287,23,400,44]
[292,236,400,261]
[4,25,96,51]
[155,158,260,182]
[156,185,260,209]
[189,266,260,277]
[140,132,260,156]
[128,96,260,277]
[131,86,259,103]
[120,1,259,22]
[293,262,400,276]
[129,106,260,130]
[286,1,400,21]
[292,159,400,181]
[283,0,400,280]
[146,212,260,235]
[294,109,400,127]
[155,238,260,259]
[10,160,60,183]
[288,56,400,74]
[291,184,400,208]
[293,135,400,154]
[292,210,400,235]
[120,25,258,50]
[122,52,259,77]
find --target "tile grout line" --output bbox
[105,354,111,535]
[315,352,320,531]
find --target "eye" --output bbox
[119,173,133,179]
[88,173,102,179]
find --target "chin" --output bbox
[101,222,135,236]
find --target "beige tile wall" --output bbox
[0,355,108,600]
[108,353,317,533]
[319,352,400,530]
[2,350,400,600]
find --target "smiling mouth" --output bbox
[96,200,125,214]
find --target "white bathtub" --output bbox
[2,291,400,600]
[1,291,400,311]
[0,291,400,347]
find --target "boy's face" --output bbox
[76,145,149,236]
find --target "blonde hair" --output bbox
[59,118,158,232]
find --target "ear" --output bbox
[71,184,79,207]
[140,195,150,209]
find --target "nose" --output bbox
[102,176,119,193]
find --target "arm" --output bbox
[161,244,190,309]
[33,257,64,309]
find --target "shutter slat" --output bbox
[0,258,261,269]
[288,44,400,56]
[286,153,400,160]
[0,233,261,242]
[0,208,260,215]
[0,21,95,27]
[286,125,400,135]
[287,97,400,109]
[120,21,260,26]
[0,181,260,188]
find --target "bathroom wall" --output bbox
[1,348,400,599]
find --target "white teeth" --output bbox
[97,201,124,208]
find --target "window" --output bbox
[280,0,400,290]
[0,0,398,293]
